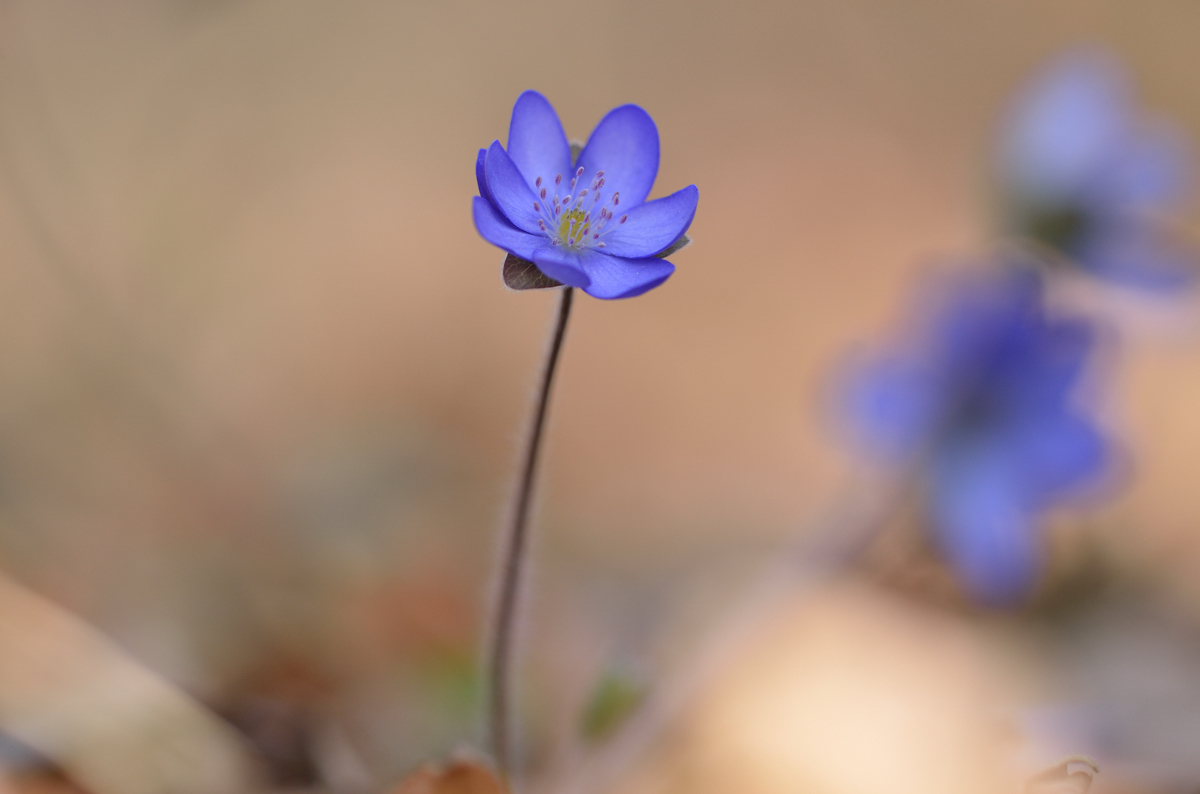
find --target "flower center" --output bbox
[530,166,628,250]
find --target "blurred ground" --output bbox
[1,1,1200,792]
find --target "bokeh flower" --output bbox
[998,48,1195,290]
[842,267,1112,604]
[473,91,698,299]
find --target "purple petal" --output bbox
[577,105,660,207]
[1000,48,1132,201]
[473,197,550,261]
[533,247,674,298]
[475,148,495,205]
[484,141,545,235]
[839,354,942,461]
[578,248,675,299]
[1009,413,1110,506]
[930,440,1042,606]
[1078,222,1197,291]
[1004,316,1097,411]
[1101,121,1193,209]
[507,91,573,196]
[600,185,698,258]
[530,247,592,290]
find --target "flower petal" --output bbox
[484,140,544,235]
[930,439,1042,606]
[577,105,660,207]
[530,247,591,290]
[839,354,942,461]
[578,249,675,299]
[1000,48,1131,202]
[475,148,494,204]
[1102,121,1193,209]
[1078,222,1198,291]
[600,185,698,258]
[473,196,549,261]
[1001,315,1096,413]
[507,91,573,195]
[1008,413,1110,506]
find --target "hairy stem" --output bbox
[489,286,575,778]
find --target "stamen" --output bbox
[533,202,540,211]
[536,176,542,188]
[576,167,584,177]
[579,189,589,198]
[540,187,547,199]
[620,215,627,223]
[613,193,620,206]
[555,174,562,185]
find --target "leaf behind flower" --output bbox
[655,233,691,259]
[502,254,564,290]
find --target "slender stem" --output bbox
[489,286,575,778]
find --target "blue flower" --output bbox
[842,268,1112,605]
[998,48,1195,290]
[473,91,698,299]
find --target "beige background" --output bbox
[2,2,1200,792]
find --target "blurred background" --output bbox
[2,2,1200,793]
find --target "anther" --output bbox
[576,167,584,177]
[596,171,604,177]
[540,187,547,199]
[555,174,562,185]
[533,202,540,211]
[620,214,627,223]
[536,176,543,188]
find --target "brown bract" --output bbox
[393,758,508,794]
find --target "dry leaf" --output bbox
[0,575,258,794]
[392,758,507,794]
[1024,756,1098,793]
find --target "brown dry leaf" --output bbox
[1024,756,1098,794]
[392,758,507,794]
[0,575,258,794]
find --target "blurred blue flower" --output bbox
[473,91,698,299]
[998,48,1195,290]
[842,268,1112,605]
